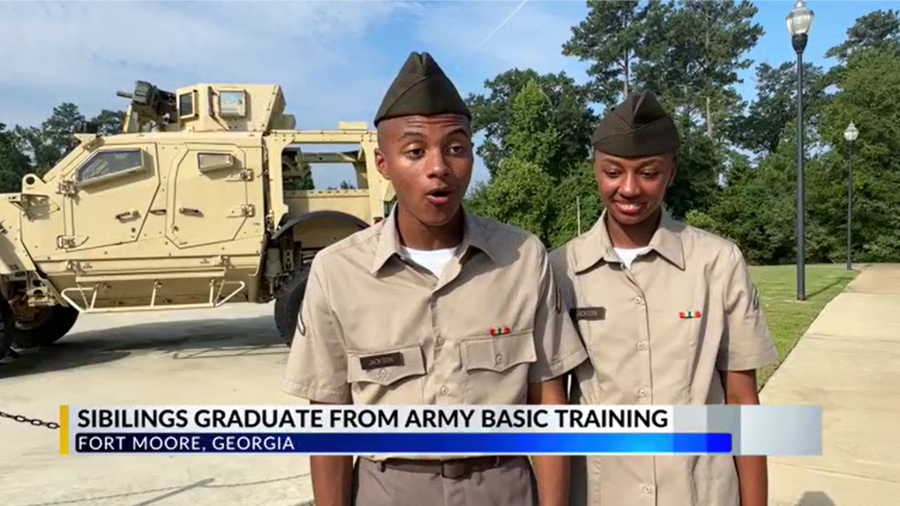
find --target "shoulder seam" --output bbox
[315,227,381,260]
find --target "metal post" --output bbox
[793,33,807,301]
[846,142,853,270]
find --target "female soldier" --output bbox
[551,89,777,506]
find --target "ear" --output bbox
[374,148,390,180]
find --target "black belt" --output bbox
[370,456,520,479]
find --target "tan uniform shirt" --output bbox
[550,210,778,506]
[282,207,588,460]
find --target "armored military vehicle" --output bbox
[0,80,395,355]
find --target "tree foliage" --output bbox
[561,0,649,107]
[466,3,900,264]
[639,0,763,138]
[466,69,596,178]
[0,123,32,192]
[467,79,560,241]
[0,103,126,192]
[728,61,828,156]
[819,45,900,261]
[825,9,900,61]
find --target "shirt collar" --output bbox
[370,203,496,274]
[573,207,685,274]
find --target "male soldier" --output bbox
[282,51,588,506]
[551,90,777,506]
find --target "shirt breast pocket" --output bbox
[459,329,537,404]
[346,344,427,404]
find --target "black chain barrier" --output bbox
[0,409,60,429]
[1,333,58,428]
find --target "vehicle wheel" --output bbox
[273,264,311,346]
[8,303,80,348]
[0,298,14,360]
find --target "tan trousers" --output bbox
[351,457,538,506]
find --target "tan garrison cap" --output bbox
[374,51,471,126]
[591,89,680,157]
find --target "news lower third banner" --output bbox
[58,405,822,457]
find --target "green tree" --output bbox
[666,120,722,219]
[91,109,126,135]
[504,80,560,171]
[705,149,796,265]
[282,150,315,191]
[295,162,314,190]
[824,9,900,88]
[825,9,900,61]
[11,103,127,176]
[819,45,900,262]
[466,159,556,240]
[803,150,850,263]
[0,123,33,193]
[561,0,649,107]
[728,61,828,156]
[466,80,561,242]
[547,162,602,248]
[13,102,85,174]
[638,0,763,139]
[466,69,595,177]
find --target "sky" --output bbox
[0,0,893,188]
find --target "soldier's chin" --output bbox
[609,206,652,226]
[419,202,461,228]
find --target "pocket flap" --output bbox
[461,330,536,373]
[346,344,426,385]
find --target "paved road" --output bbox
[0,303,314,506]
[761,264,900,506]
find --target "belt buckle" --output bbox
[440,457,501,479]
[441,460,469,480]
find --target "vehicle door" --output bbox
[165,143,254,248]
[62,144,160,251]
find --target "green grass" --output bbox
[749,264,858,387]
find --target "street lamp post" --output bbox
[844,122,858,271]
[787,0,814,301]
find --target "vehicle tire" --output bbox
[0,298,14,360]
[8,304,80,348]
[273,264,311,346]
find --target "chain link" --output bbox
[1,324,59,429]
[0,409,59,429]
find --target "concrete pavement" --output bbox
[0,303,315,506]
[761,264,900,506]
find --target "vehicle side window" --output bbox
[76,149,144,183]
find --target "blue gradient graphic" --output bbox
[73,432,732,455]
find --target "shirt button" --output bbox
[638,388,648,398]
[494,354,503,365]
[378,369,388,379]
[642,484,653,494]
[436,336,444,346]
[440,386,450,396]
[634,296,645,305]
[637,341,647,351]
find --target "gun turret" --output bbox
[116,80,177,128]
[118,80,292,133]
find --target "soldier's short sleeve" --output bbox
[529,247,589,383]
[717,244,779,371]
[281,257,351,403]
